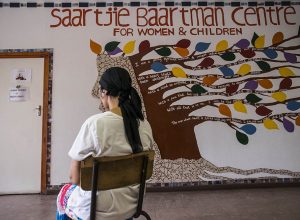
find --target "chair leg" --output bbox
[140,210,151,220]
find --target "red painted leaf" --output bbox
[197,57,214,68]
[226,84,239,94]
[175,39,191,48]
[279,78,292,90]
[240,49,256,58]
[139,40,150,53]
[255,106,272,116]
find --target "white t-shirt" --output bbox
[68,111,154,220]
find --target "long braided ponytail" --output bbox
[99,67,144,153]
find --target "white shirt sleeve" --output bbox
[68,119,100,161]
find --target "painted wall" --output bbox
[1,0,300,187]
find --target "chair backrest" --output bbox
[80,150,155,191]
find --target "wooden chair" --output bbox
[80,150,155,220]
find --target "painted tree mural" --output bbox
[90,28,300,162]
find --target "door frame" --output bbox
[0,50,51,194]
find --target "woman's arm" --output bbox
[69,160,81,185]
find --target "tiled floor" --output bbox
[0,187,299,220]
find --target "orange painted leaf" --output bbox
[174,47,189,57]
[296,116,300,126]
[219,104,232,117]
[203,76,218,86]
[90,39,102,54]
[258,79,273,89]
[272,32,284,45]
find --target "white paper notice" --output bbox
[9,87,30,102]
[11,68,32,83]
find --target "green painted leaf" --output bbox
[255,61,271,71]
[251,32,259,47]
[191,85,207,94]
[246,93,262,104]
[220,52,236,61]
[236,131,249,145]
[155,47,171,57]
[105,41,120,52]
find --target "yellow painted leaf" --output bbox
[258,79,273,89]
[219,104,232,117]
[233,101,247,113]
[279,67,295,77]
[203,76,218,86]
[263,118,279,130]
[254,35,265,48]
[237,64,251,76]
[90,39,102,54]
[272,32,284,45]
[296,116,300,126]
[174,47,189,57]
[215,40,228,52]
[171,67,187,78]
[123,40,135,55]
[272,91,287,102]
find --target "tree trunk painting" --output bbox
[90,29,300,182]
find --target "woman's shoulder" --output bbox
[84,111,121,125]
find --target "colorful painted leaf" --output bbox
[251,32,259,47]
[279,78,292,90]
[237,64,251,76]
[139,40,150,53]
[198,57,214,68]
[255,61,271,71]
[254,35,265,48]
[272,91,287,102]
[233,101,247,113]
[105,41,120,52]
[263,49,278,59]
[286,101,300,111]
[244,80,258,90]
[284,52,297,63]
[236,131,249,145]
[258,79,273,89]
[175,39,191,48]
[174,47,189,57]
[203,76,218,86]
[191,85,207,94]
[171,67,187,78]
[107,47,122,55]
[226,84,239,94]
[235,39,250,49]
[151,62,167,72]
[296,116,300,126]
[283,117,294,132]
[240,49,256,58]
[279,67,295,77]
[219,104,232,117]
[263,118,279,130]
[90,39,102,54]
[272,32,284,45]
[256,106,272,116]
[123,40,135,55]
[220,52,236,61]
[240,124,256,135]
[246,94,262,104]
[219,66,234,77]
[215,40,228,52]
[195,42,210,52]
[155,47,171,56]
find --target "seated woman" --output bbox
[56,67,154,220]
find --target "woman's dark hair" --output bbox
[99,67,144,153]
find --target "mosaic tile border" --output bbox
[0,48,54,188]
[0,1,299,8]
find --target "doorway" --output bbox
[0,50,52,194]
